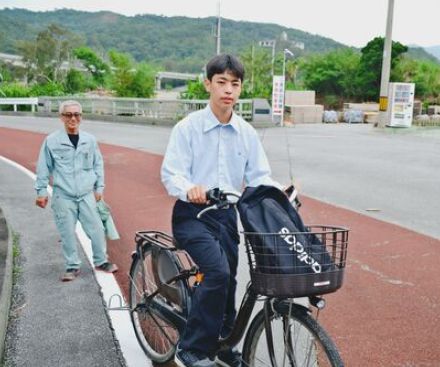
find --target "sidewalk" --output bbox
[0,159,126,367]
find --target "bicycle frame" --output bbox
[128,187,345,366]
[217,285,258,351]
[133,239,314,358]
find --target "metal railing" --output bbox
[38,96,253,123]
[0,97,38,112]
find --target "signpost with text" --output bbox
[271,75,285,125]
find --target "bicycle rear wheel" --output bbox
[242,302,343,367]
[129,245,189,363]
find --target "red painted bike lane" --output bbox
[1,126,439,366]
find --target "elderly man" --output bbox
[35,100,118,281]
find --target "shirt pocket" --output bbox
[52,148,74,171]
[236,150,246,163]
[81,149,93,170]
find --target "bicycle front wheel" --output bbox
[242,302,343,367]
[129,246,189,363]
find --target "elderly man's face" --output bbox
[60,105,82,134]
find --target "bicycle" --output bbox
[128,188,349,366]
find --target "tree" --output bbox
[355,37,408,101]
[240,46,272,99]
[64,69,87,94]
[129,63,156,98]
[300,49,360,99]
[395,58,440,102]
[180,80,209,99]
[108,50,135,97]
[73,46,110,87]
[16,24,80,84]
[285,59,300,89]
[108,50,155,98]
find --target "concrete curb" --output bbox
[0,207,13,362]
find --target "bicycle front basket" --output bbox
[244,225,348,297]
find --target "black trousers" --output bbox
[172,200,239,355]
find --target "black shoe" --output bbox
[175,346,216,367]
[216,348,242,367]
[95,262,118,273]
[61,268,80,282]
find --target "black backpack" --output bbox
[237,185,333,275]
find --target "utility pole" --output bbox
[251,43,254,92]
[216,2,221,55]
[378,0,395,128]
[281,49,294,127]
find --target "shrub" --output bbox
[29,82,65,96]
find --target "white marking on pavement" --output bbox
[0,155,151,367]
[351,258,414,286]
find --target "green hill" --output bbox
[425,45,440,60]
[0,8,437,72]
[0,8,346,72]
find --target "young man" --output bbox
[161,55,281,367]
[35,100,118,282]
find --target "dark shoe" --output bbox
[95,262,118,273]
[216,348,242,367]
[175,346,216,367]
[61,268,80,282]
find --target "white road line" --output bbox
[0,155,151,367]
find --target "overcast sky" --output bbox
[1,0,439,48]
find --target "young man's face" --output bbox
[204,71,242,113]
[60,105,82,134]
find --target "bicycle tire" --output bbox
[242,302,343,367]
[129,245,190,363]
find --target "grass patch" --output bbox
[11,232,21,282]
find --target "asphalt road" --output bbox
[1,115,440,366]
[1,115,439,239]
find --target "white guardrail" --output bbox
[38,97,254,122]
[0,98,39,112]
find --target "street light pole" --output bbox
[378,0,395,128]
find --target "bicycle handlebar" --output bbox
[196,189,241,219]
[196,185,300,219]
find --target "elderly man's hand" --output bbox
[94,192,103,202]
[35,196,48,208]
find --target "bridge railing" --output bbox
[0,97,38,112]
[38,97,253,123]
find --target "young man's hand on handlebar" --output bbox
[187,185,209,204]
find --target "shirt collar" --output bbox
[59,129,82,146]
[203,104,240,134]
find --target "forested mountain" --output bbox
[407,47,439,63]
[0,8,437,72]
[0,8,350,72]
[425,45,440,61]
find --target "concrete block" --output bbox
[284,91,315,106]
[285,105,324,124]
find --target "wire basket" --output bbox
[243,225,348,298]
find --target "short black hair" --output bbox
[206,54,245,82]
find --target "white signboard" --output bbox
[271,75,285,118]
